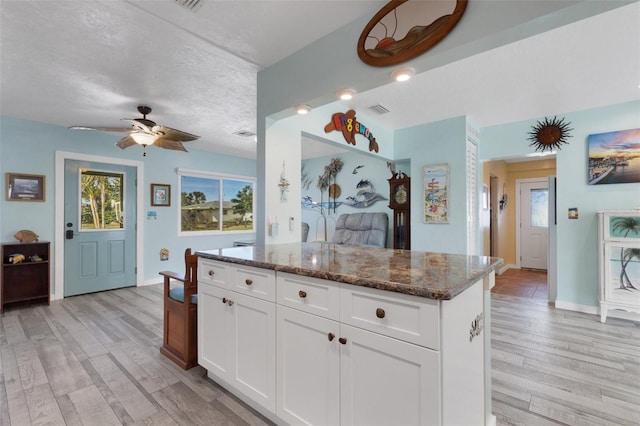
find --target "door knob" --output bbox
[65,230,74,240]
[328,332,335,342]
[338,337,347,345]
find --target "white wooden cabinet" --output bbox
[597,211,640,323]
[198,260,276,413]
[276,272,450,426]
[276,305,340,425]
[199,260,490,425]
[340,323,440,426]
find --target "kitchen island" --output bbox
[196,242,502,426]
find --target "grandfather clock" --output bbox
[388,171,411,250]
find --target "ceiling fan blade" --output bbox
[153,125,200,142]
[153,138,188,152]
[69,126,133,132]
[115,135,137,150]
[122,119,152,133]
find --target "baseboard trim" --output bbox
[140,278,163,287]
[497,264,518,275]
[555,301,640,322]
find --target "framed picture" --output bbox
[6,173,45,201]
[151,183,171,206]
[423,164,449,224]
[588,128,640,185]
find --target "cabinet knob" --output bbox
[328,332,335,342]
[227,299,234,306]
[245,279,253,285]
[298,290,307,298]
[338,337,347,345]
[222,297,227,304]
[376,308,386,319]
[208,270,215,276]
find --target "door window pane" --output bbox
[530,188,548,228]
[80,170,124,230]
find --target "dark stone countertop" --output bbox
[196,242,503,300]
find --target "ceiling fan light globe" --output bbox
[131,132,157,146]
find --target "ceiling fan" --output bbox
[69,105,200,156]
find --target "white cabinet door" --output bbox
[198,283,233,379]
[276,306,340,426]
[232,292,276,412]
[340,324,441,426]
[199,282,276,413]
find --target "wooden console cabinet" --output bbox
[1,241,50,313]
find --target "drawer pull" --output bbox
[298,290,307,298]
[245,279,253,285]
[208,270,215,276]
[376,308,386,319]
[338,337,347,345]
[328,332,335,342]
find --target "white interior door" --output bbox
[519,180,549,269]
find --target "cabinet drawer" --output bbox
[277,272,340,320]
[340,284,440,350]
[198,259,233,287]
[233,265,276,302]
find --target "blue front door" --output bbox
[64,160,136,296]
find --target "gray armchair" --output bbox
[332,212,388,248]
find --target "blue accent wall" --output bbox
[481,100,640,308]
[0,116,256,288]
[394,116,469,254]
[301,149,392,244]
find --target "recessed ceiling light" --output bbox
[337,88,356,100]
[391,67,415,82]
[295,104,312,114]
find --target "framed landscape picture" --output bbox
[6,173,45,201]
[588,128,640,185]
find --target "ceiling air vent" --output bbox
[172,0,204,12]
[369,104,390,114]
[233,130,256,138]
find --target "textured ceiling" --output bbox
[1,1,638,160]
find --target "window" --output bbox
[179,169,254,234]
[529,188,548,228]
[80,170,124,230]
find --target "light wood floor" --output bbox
[1,283,639,425]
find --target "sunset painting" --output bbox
[587,128,640,185]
